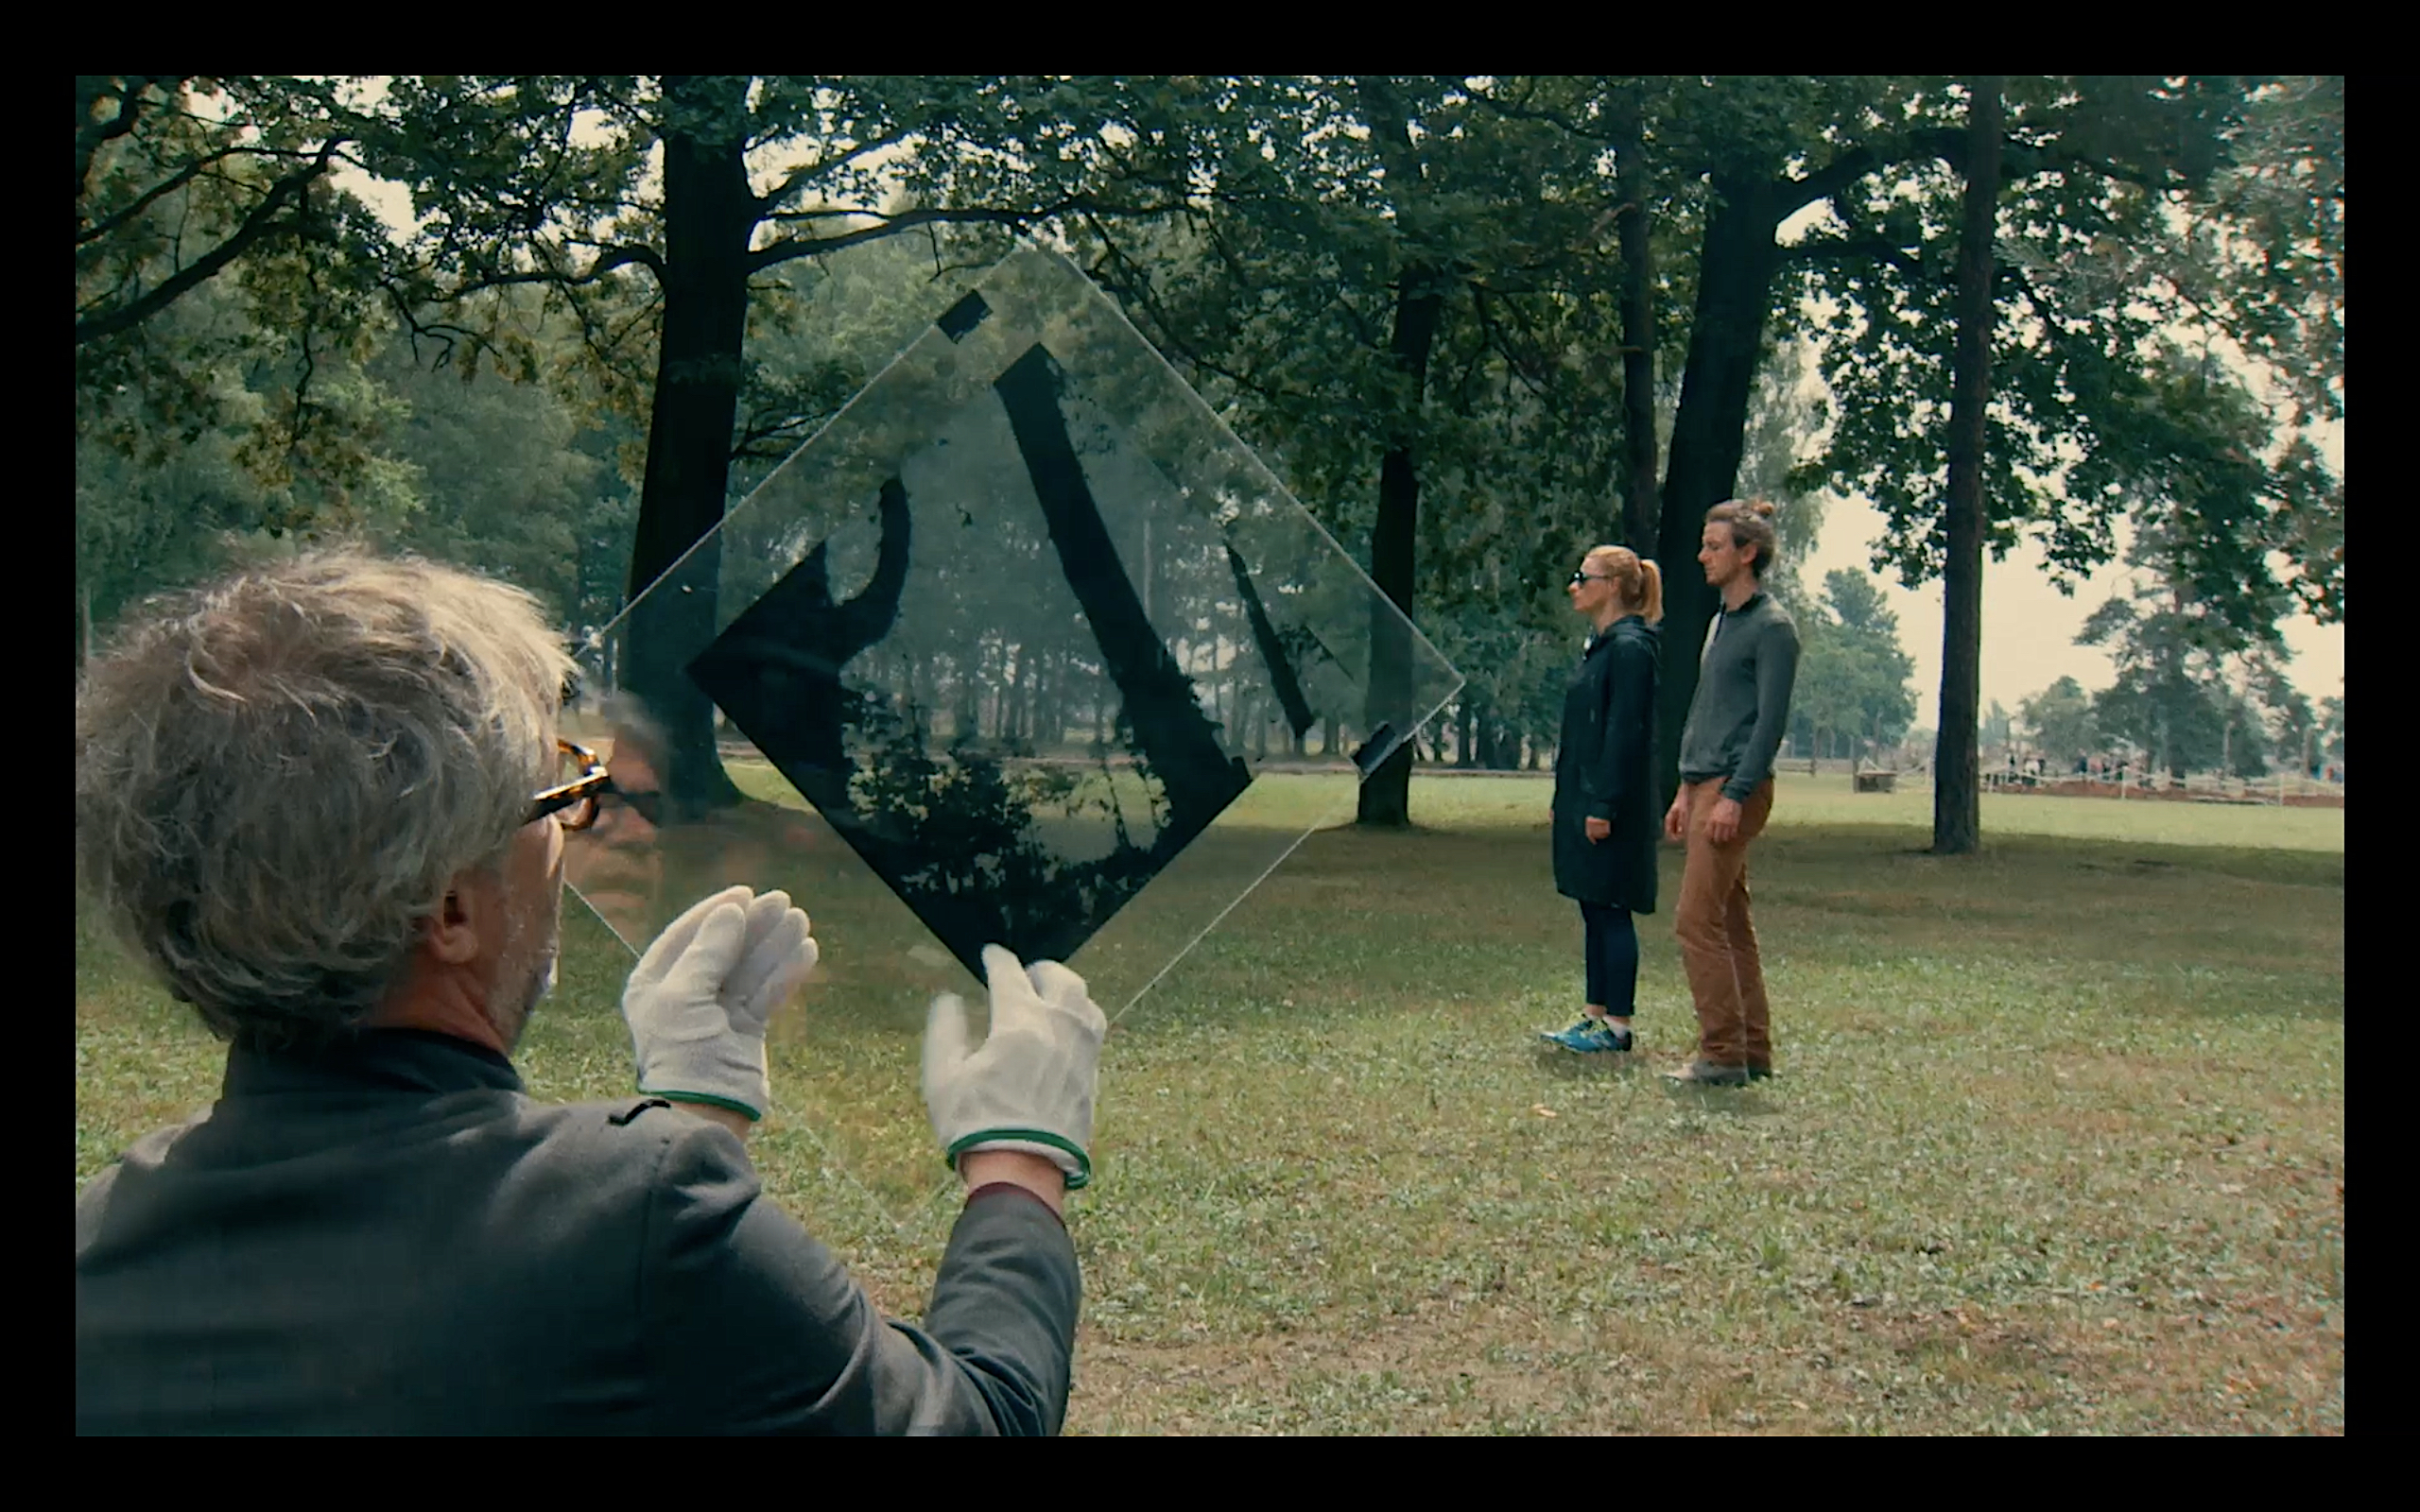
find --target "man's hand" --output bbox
[1583,816,1612,843]
[1703,796,1745,844]
[1664,792,1690,843]
[923,945,1107,1191]
[621,885,818,1125]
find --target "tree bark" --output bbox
[1611,84,1661,556]
[623,75,756,817]
[1653,171,1785,812]
[1357,79,1445,830]
[1931,78,2003,856]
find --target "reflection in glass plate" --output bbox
[564,243,1461,1223]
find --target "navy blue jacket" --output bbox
[1551,615,1660,912]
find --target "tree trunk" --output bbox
[1612,84,1661,556]
[1930,78,2003,856]
[1357,79,1445,830]
[622,75,755,819]
[1491,715,1519,772]
[1653,171,1785,812]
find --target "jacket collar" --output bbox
[1720,589,1768,618]
[1586,612,1646,653]
[221,1027,525,1101]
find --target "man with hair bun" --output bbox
[75,548,1100,1435]
[1663,500,1801,1087]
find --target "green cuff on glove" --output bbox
[645,1086,764,1122]
[946,1127,1092,1191]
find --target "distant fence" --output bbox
[707,735,2344,806]
[1980,769,2343,809]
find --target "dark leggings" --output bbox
[1581,902,1638,1016]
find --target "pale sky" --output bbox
[1795,504,2344,730]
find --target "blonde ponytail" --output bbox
[1585,545,1665,626]
[1635,558,1665,626]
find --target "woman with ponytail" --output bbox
[1540,545,1664,1055]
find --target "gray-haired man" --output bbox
[75,550,1099,1435]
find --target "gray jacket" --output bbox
[1678,589,1801,802]
[75,1028,1080,1435]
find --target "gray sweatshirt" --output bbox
[1679,589,1801,802]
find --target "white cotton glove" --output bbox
[621,885,818,1122]
[922,944,1107,1191]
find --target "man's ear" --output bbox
[422,872,487,966]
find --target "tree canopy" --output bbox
[76,76,2345,829]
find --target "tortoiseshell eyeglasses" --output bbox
[527,739,611,832]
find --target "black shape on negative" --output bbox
[1223,540,1317,740]
[937,291,992,342]
[1351,723,1397,777]
[686,476,913,790]
[993,343,1251,843]
[686,350,1261,981]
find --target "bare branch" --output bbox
[746,196,1190,273]
[1082,212,1321,409]
[77,77,186,203]
[1781,123,2184,220]
[417,241,667,305]
[753,122,925,214]
[78,144,259,246]
[1782,233,1927,280]
[73,139,340,347]
[762,206,884,222]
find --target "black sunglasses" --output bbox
[1567,570,1615,587]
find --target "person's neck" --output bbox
[1720,576,1761,613]
[1590,604,1629,633]
[370,966,510,1057]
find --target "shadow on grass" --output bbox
[1528,1047,1643,1083]
[1760,824,2342,891]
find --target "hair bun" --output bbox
[1753,500,1777,518]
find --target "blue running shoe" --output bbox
[1539,1018,1633,1053]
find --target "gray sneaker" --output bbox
[1664,1059,1751,1087]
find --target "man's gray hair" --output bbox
[76,550,578,1053]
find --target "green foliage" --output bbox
[76,76,2344,795]
[1794,77,2342,637]
[2076,531,2308,780]
[2017,677,2099,764]
[1979,700,2014,749]
[78,78,400,503]
[1789,570,1918,761]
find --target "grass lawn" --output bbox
[75,771,2343,1435]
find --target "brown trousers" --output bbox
[1674,778,1776,1068]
